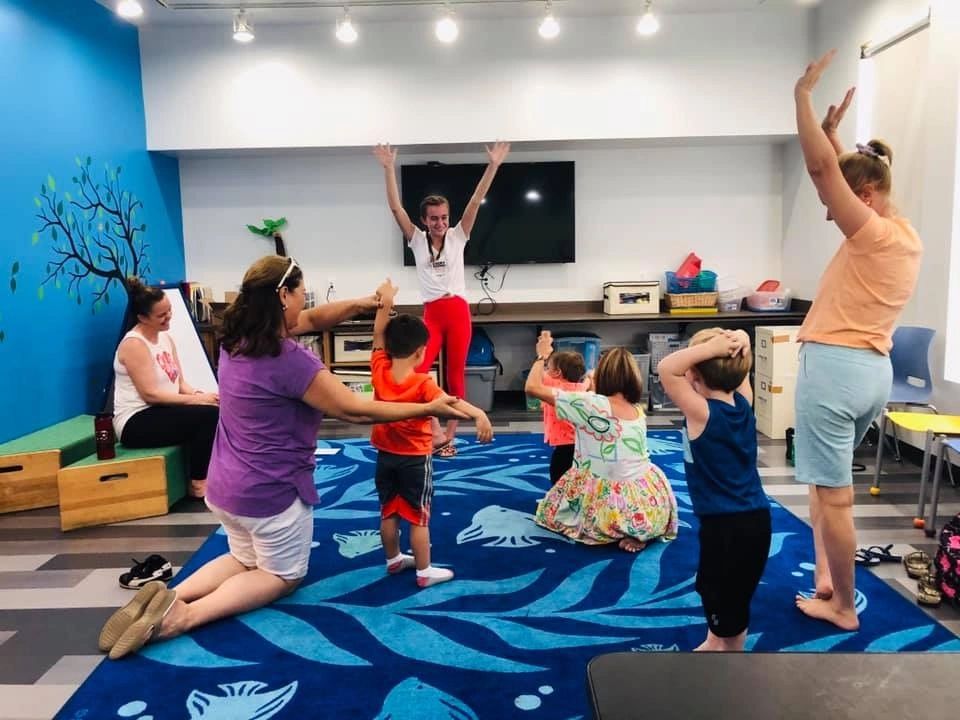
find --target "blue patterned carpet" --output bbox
[57,431,960,720]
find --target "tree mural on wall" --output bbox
[8,156,151,326]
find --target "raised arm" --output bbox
[373,143,416,242]
[460,141,510,237]
[524,330,557,406]
[795,51,872,238]
[291,294,380,336]
[656,331,748,432]
[372,278,397,350]
[821,86,855,156]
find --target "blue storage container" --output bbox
[552,333,601,372]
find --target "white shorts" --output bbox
[205,496,314,581]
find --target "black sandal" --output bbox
[855,548,881,566]
[864,544,901,562]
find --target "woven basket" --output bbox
[666,291,718,309]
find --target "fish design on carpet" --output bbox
[631,643,680,652]
[186,680,298,720]
[373,677,478,720]
[334,529,383,558]
[456,505,572,548]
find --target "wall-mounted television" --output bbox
[400,161,575,266]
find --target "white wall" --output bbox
[180,143,784,306]
[781,0,960,442]
[139,9,809,151]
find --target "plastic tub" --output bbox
[665,270,717,294]
[465,365,498,412]
[552,334,601,371]
[746,290,792,312]
[718,287,750,313]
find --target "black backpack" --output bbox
[935,513,960,609]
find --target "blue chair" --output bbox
[884,326,937,462]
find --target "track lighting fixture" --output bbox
[636,0,660,36]
[233,10,255,43]
[336,7,358,44]
[538,0,559,40]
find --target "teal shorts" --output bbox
[794,342,891,488]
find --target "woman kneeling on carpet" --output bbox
[98,256,467,660]
[525,332,679,552]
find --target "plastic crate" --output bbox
[552,334,601,372]
[665,270,717,294]
[465,365,498,412]
[650,338,689,368]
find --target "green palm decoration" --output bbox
[247,217,288,256]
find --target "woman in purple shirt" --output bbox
[100,255,465,659]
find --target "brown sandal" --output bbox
[903,550,931,579]
[917,573,942,607]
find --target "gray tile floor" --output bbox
[0,411,957,719]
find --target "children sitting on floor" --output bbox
[370,280,493,587]
[539,349,591,484]
[657,328,771,652]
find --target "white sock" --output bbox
[416,565,451,578]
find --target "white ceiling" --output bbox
[97,0,821,26]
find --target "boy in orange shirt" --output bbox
[537,348,590,484]
[371,280,493,587]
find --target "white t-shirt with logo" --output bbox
[408,223,468,302]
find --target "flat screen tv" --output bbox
[400,161,575,266]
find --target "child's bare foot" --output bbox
[618,538,646,553]
[795,595,859,631]
[814,584,834,600]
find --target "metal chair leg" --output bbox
[914,429,936,528]
[926,439,946,538]
[871,413,886,495]
[891,422,902,463]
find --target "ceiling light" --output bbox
[336,8,358,44]
[525,190,542,202]
[116,0,143,20]
[435,8,459,44]
[538,1,559,40]
[636,1,660,36]
[233,10,255,43]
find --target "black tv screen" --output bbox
[400,161,575,266]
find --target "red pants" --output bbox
[417,295,472,400]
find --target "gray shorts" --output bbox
[794,342,891,488]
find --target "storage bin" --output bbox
[603,281,661,315]
[746,290,792,312]
[754,326,800,379]
[333,370,374,399]
[649,336,688,368]
[465,364,498,412]
[718,287,750,313]
[333,333,375,362]
[665,270,717,294]
[632,353,651,403]
[754,373,797,440]
[552,334,601,372]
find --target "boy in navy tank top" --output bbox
[658,328,771,651]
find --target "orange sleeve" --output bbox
[420,377,445,402]
[371,350,390,389]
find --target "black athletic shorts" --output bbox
[695,508,772,638]
[375,451,433,525]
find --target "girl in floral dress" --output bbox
[525,332,679,552]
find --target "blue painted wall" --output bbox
[0,0,185,441]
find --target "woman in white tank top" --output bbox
[113,279,220,498]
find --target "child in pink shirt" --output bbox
[539,350,590,484]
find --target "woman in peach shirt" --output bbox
[792,52,922,631]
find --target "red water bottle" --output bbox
[94,413,116,460]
